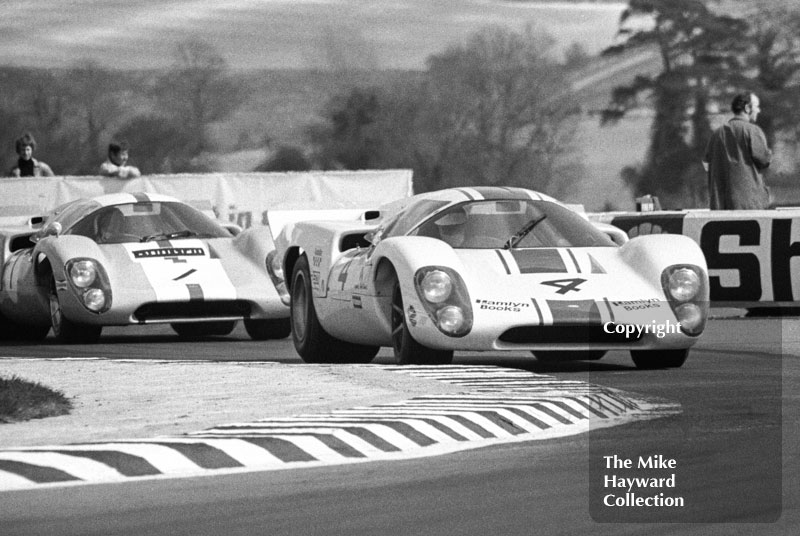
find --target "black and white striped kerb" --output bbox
[0,365,677,490]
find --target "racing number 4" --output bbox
[541,278,586,295]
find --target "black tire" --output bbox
[18,323,51,341]
[290,255,378,363]
[49,278,102,344]
[172,321,237,339]
[391,277,453,365]
[0,312,13,341]
[533,350,606,363]
[0,313,49,341]
[244,318,291,340]
[630,349,689,369]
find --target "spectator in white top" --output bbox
[99,140,141,179]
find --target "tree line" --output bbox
[0,27,587,198]
[3,1,797,209]
[0,38,243,177]
[602,0,800,208]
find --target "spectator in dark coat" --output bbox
[8,133,55,177]
[703,92,772,209]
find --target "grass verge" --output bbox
[0,375,72,423]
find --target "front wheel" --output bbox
[49,278,102,343]
[630,349,689,369]
[290,255,378,363]
[245,318,291,340]
[391,278,453,365]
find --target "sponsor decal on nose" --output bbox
[475,299,530,312]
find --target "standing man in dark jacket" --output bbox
[702,92,772,209]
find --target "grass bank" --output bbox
[0,375,72,423]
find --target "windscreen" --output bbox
[410,199,616,249]
[67,202,232,244]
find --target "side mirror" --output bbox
[33,221,61,243]
[593,222,629,246]
[221,222,242,236]
[364,230,383,246]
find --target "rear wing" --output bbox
[265,208,381,240]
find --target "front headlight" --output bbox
[70,260,97,288]
[437,305,466,334]
[667,267,700,302]
[266,250,290,305]
[65,258,112,313]
[420,270,453,304]
[414,266,473,337]
[660,264,707,337]
[268,250,284,280]
[83,288,107,312]
[675,303,703,333]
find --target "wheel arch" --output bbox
[34,252,54,289]
[373,256,398,330]
[283,246,302,292]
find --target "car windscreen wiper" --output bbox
[504,215,547,250]
[140,230,199,242]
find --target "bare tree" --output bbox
[155,38,243,153]
[416,25,582,194]
[308,26,583,196]
[64,60,125,171]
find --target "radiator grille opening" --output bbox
[498,325,638,344]
[134,300,251,321]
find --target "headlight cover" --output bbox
[661,264,707,336]
[437,305,466,334]
[266,250,290,305]
[69,259,97,288]
[414,266,472,337]
[82,288,107,312]
[64,258,112,313]
[667,267,701,302]
[420,270,453,304]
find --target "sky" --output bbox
[0,1,628,70]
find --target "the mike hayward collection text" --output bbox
[602,454,685,508]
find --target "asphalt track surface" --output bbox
[1,317,798,536]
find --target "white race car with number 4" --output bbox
[273,187,709,369]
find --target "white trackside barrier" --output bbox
[0,170,413,229]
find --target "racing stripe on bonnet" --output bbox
[186,284,204,301]
[530,298,544,325]
[521,189,543,201]
[495,250,520,274]
[509,249,568,274]
[455,188,484,201]
[495,250,511,274]
[565,249,582,273]
[472,187,523,200]
[601,298,615,323]
[547,300,602,324]
[133,193,150,203]
[556,249,580,274]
